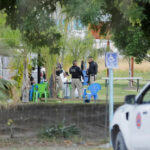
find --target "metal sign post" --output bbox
[109,68,114,140]
[105,52,118,144]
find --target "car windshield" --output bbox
[141,87,150,104]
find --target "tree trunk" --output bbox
[22,53,29,102]
[131,57,134,86]
[128,57,132,87]
[37,53,41,83]
[38,65,41,83]
[52,69,57,98]
[61,48,65,67]
[128,57,134,87]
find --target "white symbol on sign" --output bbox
[105,52,118,68]
[108,54,115,63]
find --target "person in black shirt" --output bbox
[69,60,83,99]
[87,56,98,85]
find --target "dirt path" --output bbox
[0,137,112,150]
[0,146,112,150]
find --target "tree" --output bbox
[62,31,97,69]
[0,0,62,101]
[62,0,150,63]
[0,11,21,54]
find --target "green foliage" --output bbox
[22,9,61,53]
[43,123,79,138]
[62,0,110,25]
[40,47,57,80]
[0,78,14,101]
[63,31,97,68]
[114,0,146,25]
[0,11,21,54]
[7,119,14,138]
[0,0,62,55]
[1,27,21,48]
[1,0,150,64]
[0,0,61,29]
[10,57,32,89]
[112,26,150,63]
[0,11,7,26]
[125,27,149,62]
[62,0,150,62]
[0,1,62,101]
[20,3,62,70]
[10,58,23,89]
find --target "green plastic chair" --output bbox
[33,82,49,102]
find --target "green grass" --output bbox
[35,78,145,104]
[97,70,149,103]
[63,70,149,103]
[35,71,147,104]
[1,70,149,105]
[43,71,147,104]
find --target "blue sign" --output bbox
[105,52,118,69]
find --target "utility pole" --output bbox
[105,52,118,145]
[107,40,110,77]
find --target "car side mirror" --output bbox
[124,95,136,104]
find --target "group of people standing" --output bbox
[56,56,98,99]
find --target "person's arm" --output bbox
[81,71,84,80]
[78,67,84,80]
[86,69,89,75]
[69,67,72,74]
[94,63,98,75]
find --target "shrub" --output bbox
[43,123,79,138]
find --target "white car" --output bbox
[111,82,150,150]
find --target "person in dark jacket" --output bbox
[87,56,98,85]
[69,60,83,99]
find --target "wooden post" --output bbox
[131,57,134,80]
[129,57,131,87]
[131,57,134,87]
[107,40,110,77]
[128,57,134,87]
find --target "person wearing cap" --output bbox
[87,56,98,85]
[69,60,83,99]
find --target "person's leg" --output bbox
[56,76,59,94]
[58,76,63,97]
[76,79,83,99]
[56,76,62,97]
[90,75,95,85]
[71,79,76,99]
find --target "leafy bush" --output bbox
[0,78,14,101]
[43,123,79,138]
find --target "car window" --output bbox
[142,89,150,104]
